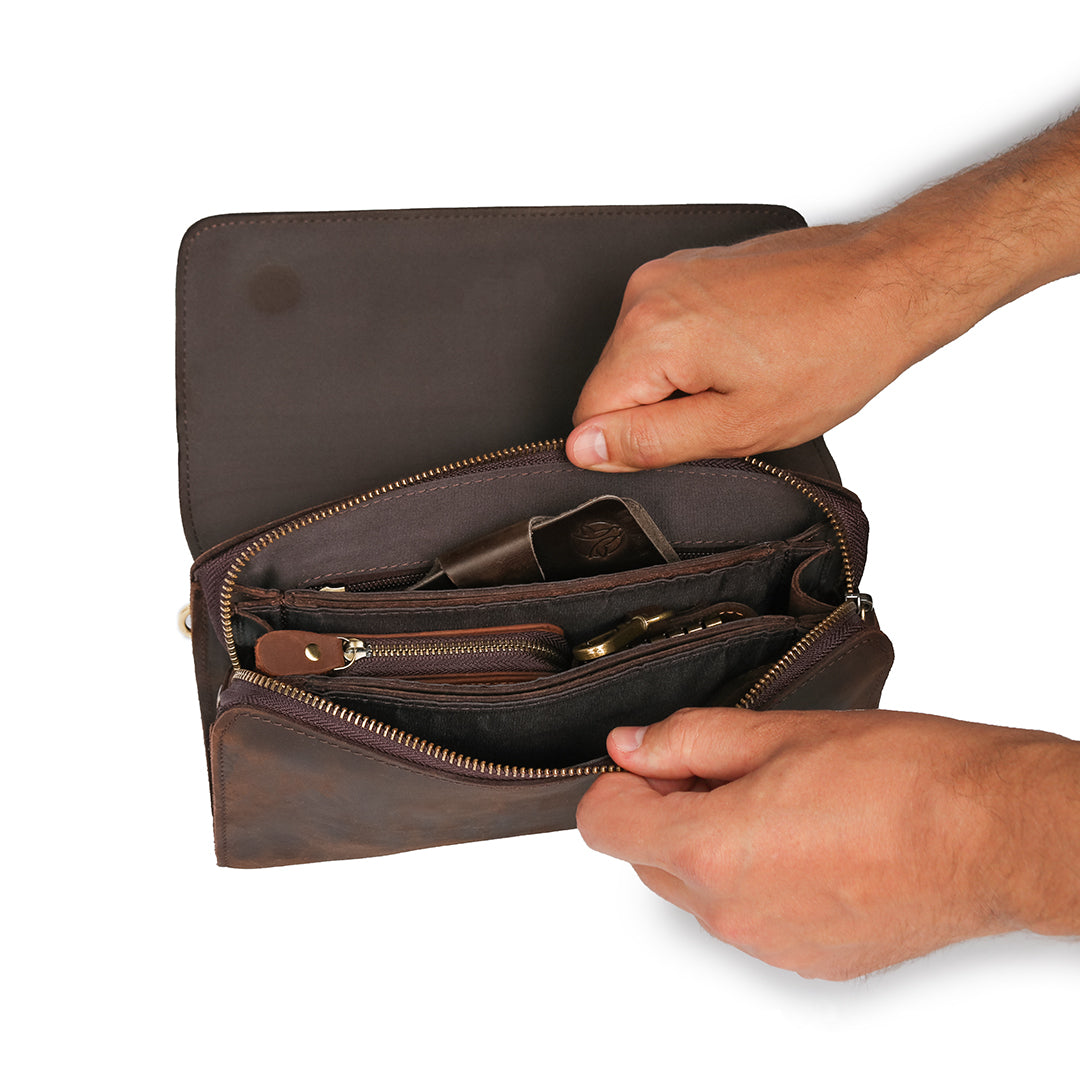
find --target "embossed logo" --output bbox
[571,520,625,560]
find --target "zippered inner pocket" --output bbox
[223,619,800,769]
[254,623,571,682]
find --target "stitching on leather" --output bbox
[293,546,755,586]
[283,549,790,615]
[184,207,799,243]
[296,560,429,587]
[337,464,789,514]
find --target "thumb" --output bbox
[607,707,805,781]
[566,391,760,472]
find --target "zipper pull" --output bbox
[254,631,370,676]
[845,592,874,620]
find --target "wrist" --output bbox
[990,733,1080,937]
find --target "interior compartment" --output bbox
[207,450,866,774]
[210,451,828,601]
[298,619,800,767]
[231,529,837,659]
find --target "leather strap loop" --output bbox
[438,518,542,587]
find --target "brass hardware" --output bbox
[304,643,321,662]
[573,607,675,662]
[179,605,192,638]
[846,591,874,620]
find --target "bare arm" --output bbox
[567,111,1080,470]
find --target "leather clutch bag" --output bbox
[178,205,893,868]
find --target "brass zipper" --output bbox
[736,457,869,709]
[743,456,855,596]
[342,636,566,668]
[218,439,564,670]
[231,668,618,779]
[735,598,856,708]
[216,444,868,776]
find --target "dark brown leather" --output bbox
[425,496,677,588]
[181,204,891,870]
[177,204,839,557]
[210,620,896,869]
[434,518,539,587]
[769,628,895,710]
[255,630,346,676]
[212,707,596,868]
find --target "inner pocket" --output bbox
[271,541,825,634]
[299,620,798,768]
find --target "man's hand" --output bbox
[567,112,1080,471]
[576,708,1080,980]
[567,224,937,469]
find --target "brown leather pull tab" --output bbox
[254,631,347,676]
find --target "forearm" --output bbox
[859,111,1080,374]
[568,110,1080,467]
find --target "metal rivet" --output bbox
[304,643,321,662]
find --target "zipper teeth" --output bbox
[232,668,616,779]
[365,639,564,663]
[219,439,564,668]
[744,457,855,595]
[734,457,858,709]
[735,599,855,709]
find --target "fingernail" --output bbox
[569,425,608,467]
[610,726,646,754]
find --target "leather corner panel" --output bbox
[211,707,596,868]
[769,628,895,710]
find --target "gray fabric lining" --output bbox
[305,621,797,767]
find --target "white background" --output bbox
[6,2,1078,1077]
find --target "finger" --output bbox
[566,390,770,472]
[632,863,699,917]
[607,708,825,782]
[576,770,706,870]
[571,342,680,429]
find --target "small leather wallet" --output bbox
[178,205,893,868]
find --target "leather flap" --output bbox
[177,204,838,557]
